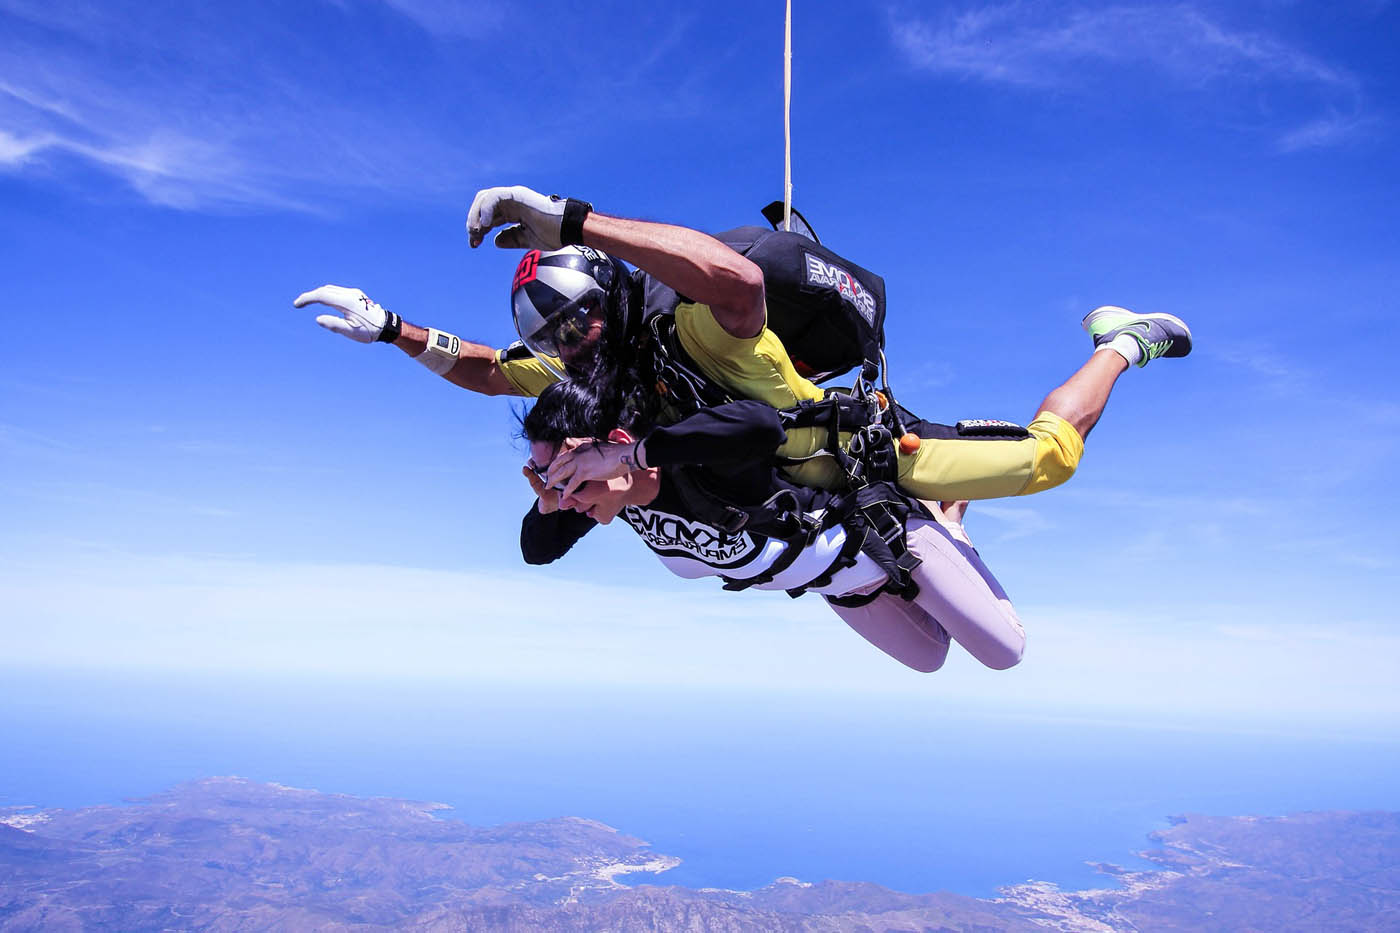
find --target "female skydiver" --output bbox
[523,292,1194,670]
[519,380,1024,673]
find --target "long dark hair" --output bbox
[522,268,660,446]
[584,274,659,433]
[522,372,654,438]
[521,379,608,444]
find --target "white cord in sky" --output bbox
[783,0,793,232]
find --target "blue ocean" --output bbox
[3,670,1398,898]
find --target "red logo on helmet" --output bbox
[513,250,540,291]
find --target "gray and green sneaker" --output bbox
[1082,305,1193,367]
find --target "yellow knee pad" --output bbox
[1021,412,1084,495]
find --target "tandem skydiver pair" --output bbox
[294,183,1192,671]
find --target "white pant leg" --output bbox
[904,518,1025,670]
[825,592,951,673]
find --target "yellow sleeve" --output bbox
[495,342,562,398]
[672,302,824,408]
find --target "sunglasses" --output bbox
[529,296,603,358]
[550,315,591,353]
[528,460,572,494]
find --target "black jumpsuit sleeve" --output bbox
[642,401,787,467]
[520,503,598,565]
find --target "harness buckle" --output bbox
[714,506,750,535]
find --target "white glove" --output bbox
[293,285,400,344]
[466,185,591,250]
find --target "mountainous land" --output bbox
[2,777,1397,931]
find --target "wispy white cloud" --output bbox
[0,6,431,209]
[1210,343,1310,397]
[0,550,891,692]
[0,128,50,164]
[890,3,1352,88]
[887,3,1365,150]
[1014,601,1400,734]
[1276,112,1372,153]
[0,2,710,211]
[5,548,1397,734]
[374,0,505,38]
[0,123,309,211]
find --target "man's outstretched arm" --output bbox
[580,213,765,339]
[390,319,523,396]
[466,185,766,339]
[293,285,526,397]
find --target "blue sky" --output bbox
[2,1,1398,736]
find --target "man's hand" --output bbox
[523,464,561,514]
[294,285,400,344]
[466,185,591,250]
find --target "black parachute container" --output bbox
[638,207,887,385]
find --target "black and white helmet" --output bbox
[511,246,627,379]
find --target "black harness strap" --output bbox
[666,468,823,593]
[668,470,822,543]
[777,393,875,432]
[784,520,868,599]
[720,532,807,591]
[646,314,734,421]
[824,587,882,610]
[850,482,928,600]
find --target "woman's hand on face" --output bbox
[547,439,629,499]
[522,464,561,514]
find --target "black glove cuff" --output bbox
[560,198,593,246]
[377,310,403,343]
